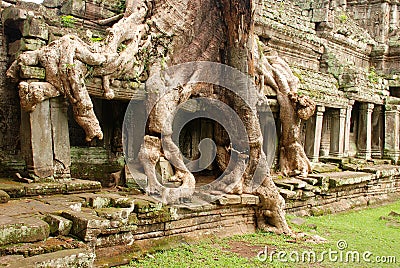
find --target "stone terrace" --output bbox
[0,163,399,267]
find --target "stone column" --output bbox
[20,97,71,181]
[319,109,331,157]
[357,103,374,160]
[343,101,354,157]
[21,100,54,180]
[330,108,346,157]
[384,104,400,163]
[371,105,384,158]
[305,106,325,162]
[50,98,71,179]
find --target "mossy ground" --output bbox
[121,200,400,268]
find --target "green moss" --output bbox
[60,15,76,28]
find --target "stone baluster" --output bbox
[330,108,346,157]
[357,103,374,160]
[305,106,325,162]
[384,104,400,163]
[343,101,354,157]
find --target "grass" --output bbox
[122,200,400,267]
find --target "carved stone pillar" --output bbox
[343,101,354,157]
[320,109,331,157]
[330,108,346,157]
[305,106,325,162]
[357,103,374,160]
[20,97,71,181]
[371,105,384,158]
[384,104,400,163]
[50,98,71,179]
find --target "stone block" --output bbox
[65,179,102,193]
[311,8,329,23]
[89,196,111,209]
[61,0,85,17]
[240,194,260,205]
[327,171,375,188]
[0,183,25,198]
[6,249,95,268]
[43,0,64,8]
[95,232,135,248]
[20,65,46,79]
[1,7,27,24]
[20,38,46,51]
[43,214,73,235]
[95,207,132,222]
[279,188,297,199]
[0,190,10,203]
[22,18,49,40]
[25,182,66,196]
[61,210,110,241]
[0,217,50,246]
[218,194,241,205]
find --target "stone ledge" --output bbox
[0,216,50,246]
[4,249,95,268]
[0,179,101,198]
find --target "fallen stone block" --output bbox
[7,249,95,268]
[43,214,72,236]
[0,216,50,246]
[0,190,10,203]
[278,188,297,199]
[61,211,110,241]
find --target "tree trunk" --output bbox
[219,0,290,234]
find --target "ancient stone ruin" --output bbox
[0,0,399,266]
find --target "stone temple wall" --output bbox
[1,0,400,178]
[0,18,20,156]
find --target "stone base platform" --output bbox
[0,164,398,267]
[0,178,101,198]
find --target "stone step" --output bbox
[0,216,50,246]
[0,179,101,198]
[0,249,95,268]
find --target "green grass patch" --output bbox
[123,200,400,267]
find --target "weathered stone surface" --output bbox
[95,207,132,223]
[50,97,71,179]
[22,18,49,40]
[61,0,86,17]
[6,249,95,268]
[0,190,10,203]
[240,194,260,205]
[65,179,102,193]
[20,38,46,51]
[61,210,110,241]
[19,66,46,80]
[43,214,73,236]
[327,171,375,187]
[25,182,66,196]
[0,216,50,246]
[218,194,241,205]
[89,196,111,209]
[278,188,297,199]
[1,7,27,24]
